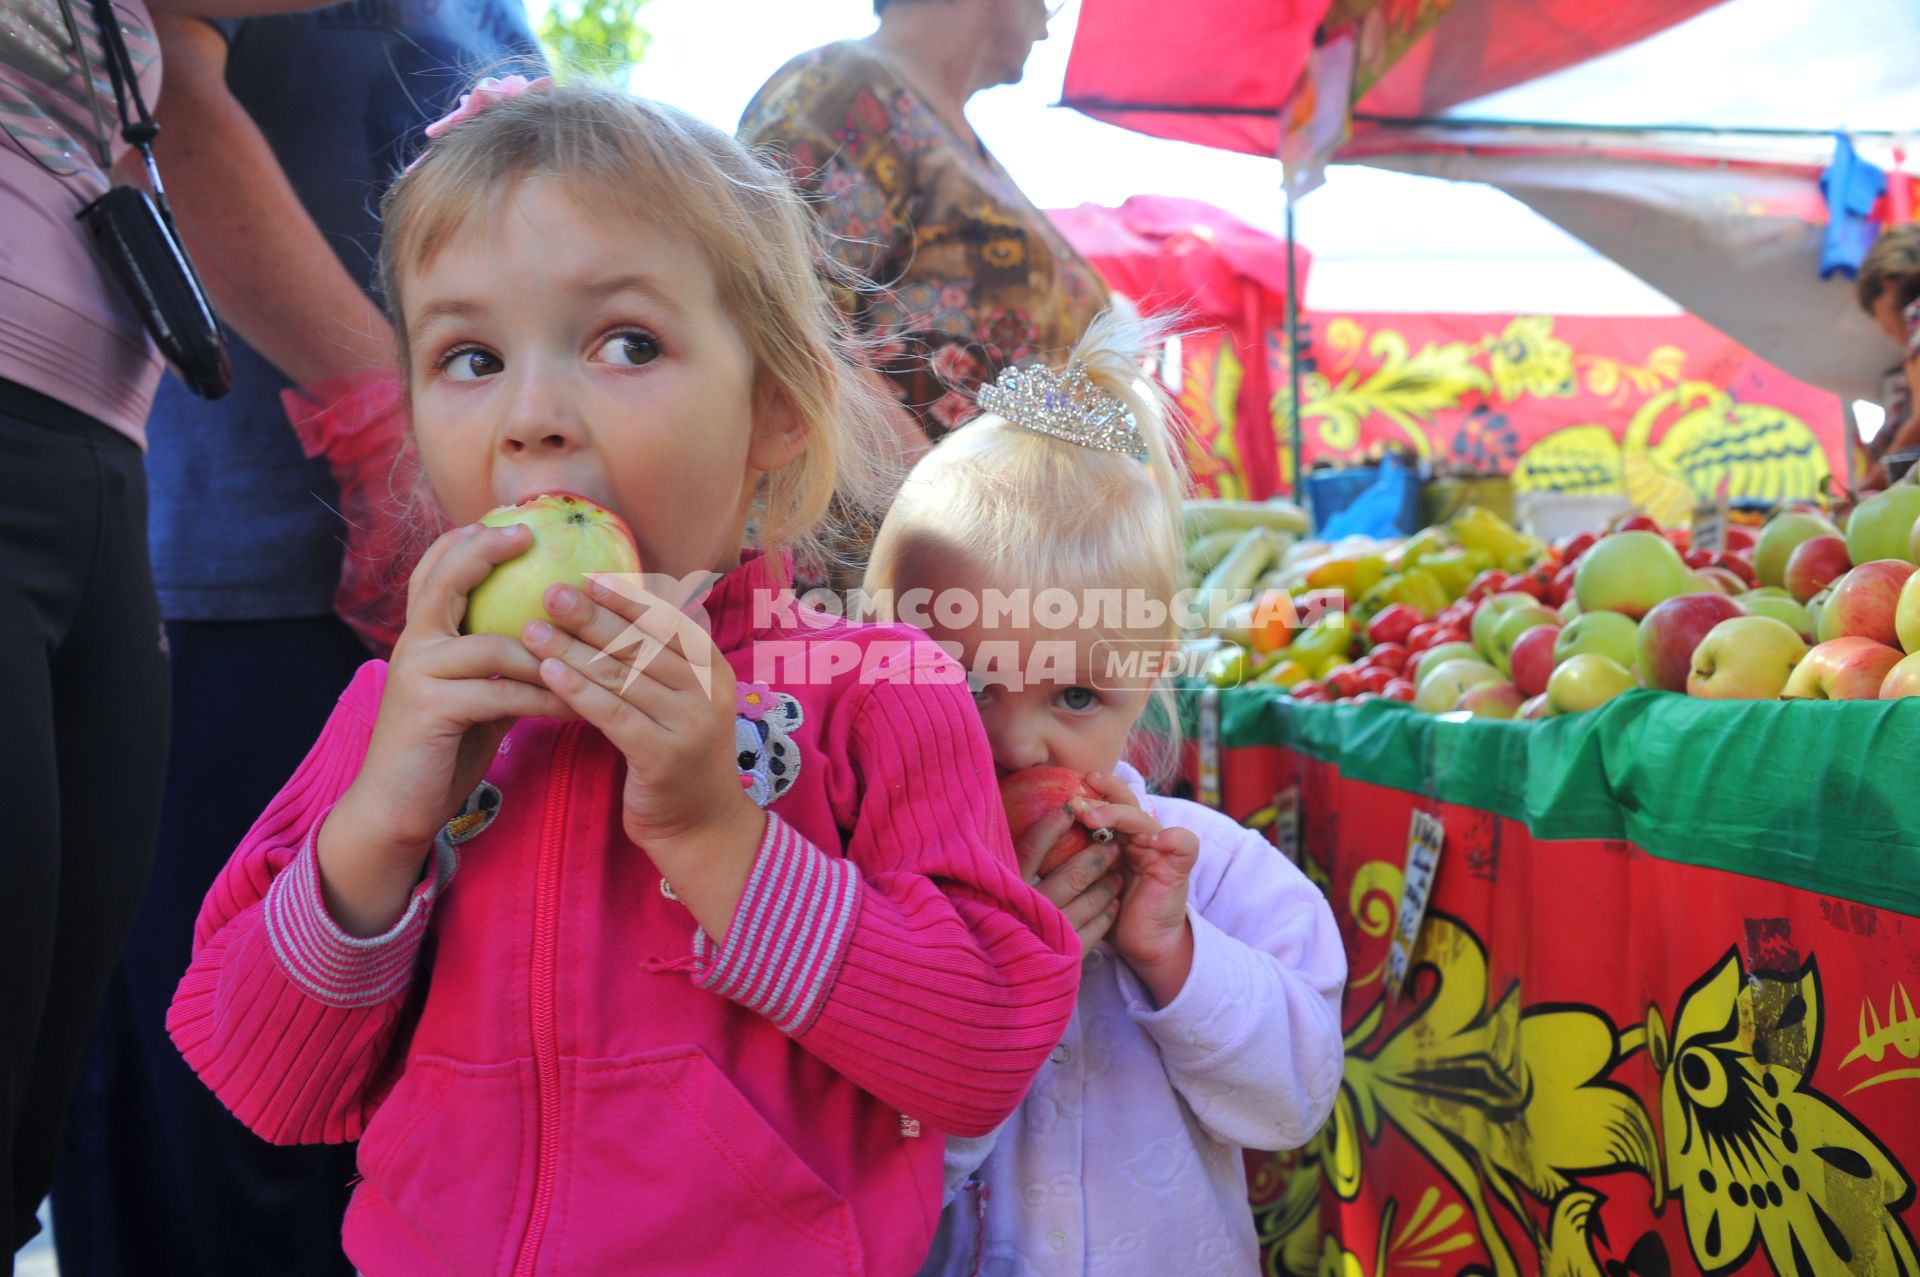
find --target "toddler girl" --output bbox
[167,78,1081,1277]
[867,312,1347,1275]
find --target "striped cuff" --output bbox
[263,812,457,1010]
[690,813,860,1035]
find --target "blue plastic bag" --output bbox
[1317,459,1414,539]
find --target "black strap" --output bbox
[73,0,177,226]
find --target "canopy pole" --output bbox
[1284,191,1303,499]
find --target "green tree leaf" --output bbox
[537,0,653,80]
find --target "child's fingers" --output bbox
[546,580,714,697]
[1057,870,1125,933]
[1036,842,1121,910]
[417,633,554,686]
[441,675,573,726]
[522,614,679,720]
[1075,801,1162,840]
[1083,771,1141,810]
[410,522,531,636]
[1077,898,1120,952]
[538,656,667,744]
[1014,806,1078,880]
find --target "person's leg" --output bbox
[0,403,80,1265]
[0,391,167,1269]
[54,616,366,1277]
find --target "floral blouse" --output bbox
[740,41,1110,441]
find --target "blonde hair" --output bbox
[866,308,1191,782]
[378,80,900,571]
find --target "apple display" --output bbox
[1687,617,1807,700]
[462,493,642,638]
[1470,591,1543,658]
[1519,692,1556,720]
[1689,567,1746,596]
[1414,659,1503,713]
[1635,593,1747,693]
[1845,485,1920,565]
[1572,531,1693,619]
[1554,609,1640,673]
[1817,560,1916,648]
[1411,642,1481,686]
[1547,653,1637,714]
[1753,511,1841,587]
[1783,535,1852,603]
[1780,637,1904,701]
[999,766,1101,875]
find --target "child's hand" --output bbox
[323,522,572,933]
[1076,774,1201,1007]
[1016,805,1125,957]
[524,572,765,934]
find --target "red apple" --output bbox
[1635,593,1748,692]
[1328,666,1367,699]
[1553,532,1598,565]
[999,766,1100,875]
[1465,570,1509,604]
[1291,680,1330,703]
[1518,692,1556,720]
[1367,604,1421,648]
[1507,624,1562,699]
[1382,677,1416,702]
[1549,564,1577,606]
[1723,526,1756,552]
[1781,637,1905,700]
[1454,680,1524,718]
[1783,535,1852,603]
[1615,514,1661,534]
[1356,665,1394,695]
[1818,560,1917,648]
[1684,548,1715,569]
[463,492,642,638]
[1690,567,1748,596]
[1367,642,1409,674]
[1712,553,1757,588]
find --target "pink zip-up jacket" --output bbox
[167,551,1081,1276]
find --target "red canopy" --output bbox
[1050,197,1310,497]
[1061,0,1724,161]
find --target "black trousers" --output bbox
[52,616,365,1277]
[0,382,169,1270]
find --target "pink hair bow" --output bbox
[406,74,554,172]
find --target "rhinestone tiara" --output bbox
[973,362,1147,458]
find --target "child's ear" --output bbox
[750,383,809,474]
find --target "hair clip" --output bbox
[974,361,1147,458]
[405,74,553,173]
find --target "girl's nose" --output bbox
[498,366,583,455]
[990,718,1051,773]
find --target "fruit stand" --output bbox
[1181,685,1920,1277]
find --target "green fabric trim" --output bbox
[1190,688,1920,916]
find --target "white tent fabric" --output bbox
[1347,0,1920,403]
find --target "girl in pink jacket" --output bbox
[867,311,1348,1275]
[167,78,1081,1277]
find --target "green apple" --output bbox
[1548,653,1637,714]
[1573,531,1693,619]
[1898,570,1920,654]
[1558,598,1580,623]
[1554,609,1640,673]
[1455,680,1524,718]
[1737,590,1814,639]
[463,492,643,638]
[1753,511,1841,587]
[1687,616,1807,699]
[1471,591,1542,659]
[1846,486,1920,565]
[1412,641,1480,686]
[1881,651,1920,697]
[1414,658,1502,713]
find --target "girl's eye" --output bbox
[597,331,661,367]
[441,347,503,382]
[1057,686,1099,712]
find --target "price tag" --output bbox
[1197,688,1222,811]
[1691,495,1730,553]
[1385,810,1446,1001]
[1271,785,1301,864]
